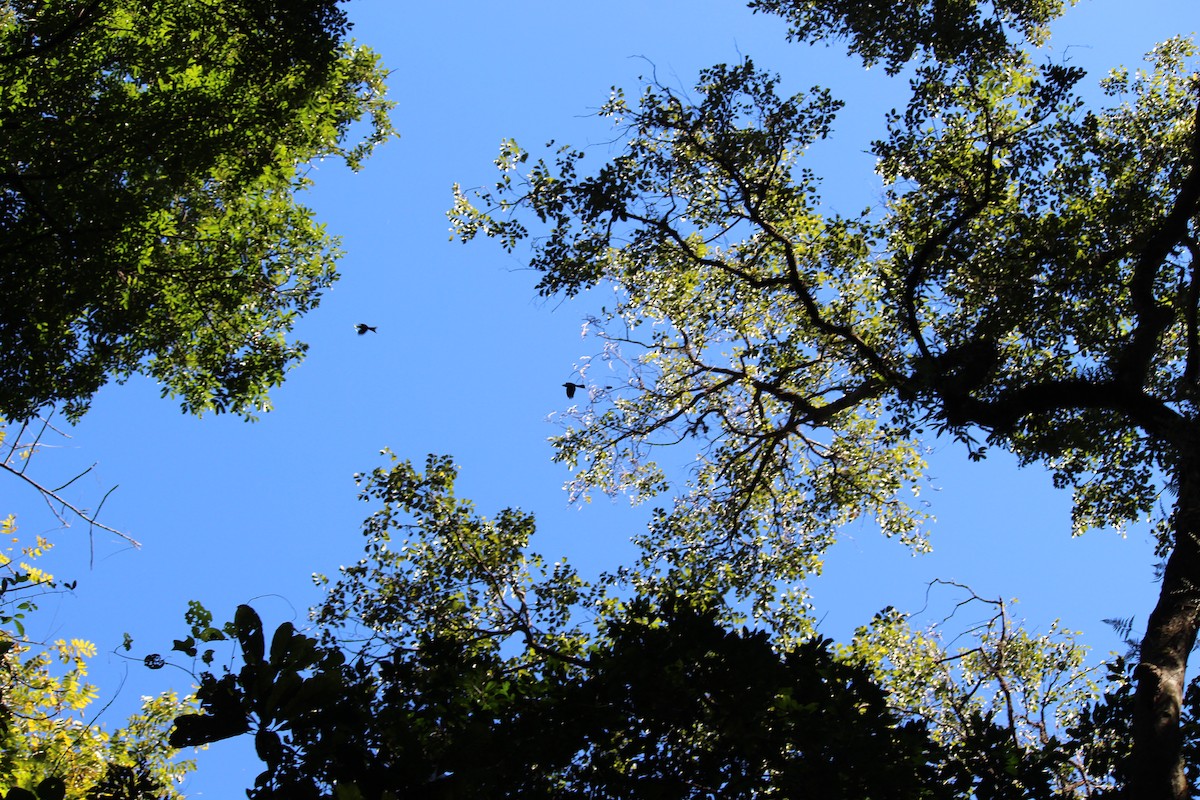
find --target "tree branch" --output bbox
[0,461,138,547]
[1116,99,1200,388]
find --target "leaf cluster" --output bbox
[747,0,1073,75]
[0,0,394,421]
[0,518,194,800]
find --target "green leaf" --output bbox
[234,604,264,664]
[172,637,197,657]
[33,777,65,800]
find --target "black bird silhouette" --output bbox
[355,323,377,335]
[563,382,586,398]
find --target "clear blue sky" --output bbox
[5,0,1194,795]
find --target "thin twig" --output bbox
[0,462,138,547]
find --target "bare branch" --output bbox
[0,461,138,547]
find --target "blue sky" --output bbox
[5,0,1195,795]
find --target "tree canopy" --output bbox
[0,0,392,422]
[163,454,1200,798]
[161,455,998,800]
[451,1,1200,796]
[0,0,393,793]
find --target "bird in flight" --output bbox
[355,323,378,335]
[562,382,586,398]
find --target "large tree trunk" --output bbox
[1131,467,1200,799]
